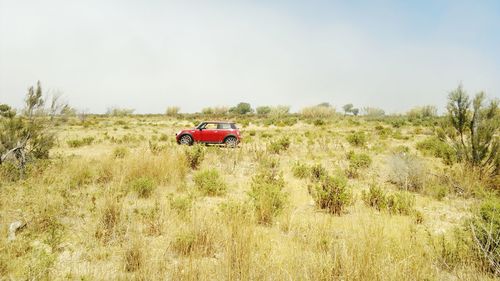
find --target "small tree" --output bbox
[256,106,271,115]
[230,102,253,115]
[362,107,385,117]
[342,104,354,115]
[165,106,180,116]
[352,108,359,116]
[1,82,56,176]
[446,85,499,177]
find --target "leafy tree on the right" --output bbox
[445,84,499,177]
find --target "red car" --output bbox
[176,121,241,147]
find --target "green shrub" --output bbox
[69,166,94,188]
[469,198,499,273]
[362,185,416,215]
[172,230,197,256]
[308,175,352,215]
[67,136,94,148]
[416,136,456,165]
[112,146,128,158]
[148,140,167,154]
[313,119,325,126]
[248,161,287,225]
[292,161,309,179]
[386,191,415,215]
[168,194,194,217]
[346,151,372,178]
[361,184,387,211]
[309,163,327,181]
[267,136,291,154]
[131,177,155,198]
[193,169,227,196]
[185,145,205,169]
[346,131,367,147]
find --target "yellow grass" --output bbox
[0,115,496,280]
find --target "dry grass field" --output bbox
[0,114,498,280]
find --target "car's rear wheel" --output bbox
[224,136,238,148]
[179,135,193,145]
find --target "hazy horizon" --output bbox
[1,0,499,114]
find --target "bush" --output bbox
[362,185,416,215]
[267,136,291,154]
[346,151,372,178]
[301,105,336,118]
[193,169,227,196]
[309,163,327,182]
[416,136,456,165]
[165,106,180,116]
[361,184,387,211]
[308,174,352,215]
[95,197,122,243]
[248,160,287,225]
[123,238,144,272]
[131,177,156,198]
[66,136,94,148]
[171,223,217,257]
[346,131,367,147]
[469,198,499,273]
[168,193,194,217]
[386,191,416,215]
[185,145,205,169]
[313,119,325,126]
[388,153,427,192]
[112,146,128,159]
[292,161,309,179]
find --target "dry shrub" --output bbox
[301,105,336,118]
[219,200,256,280]
[184,145,205,169]
[123,236,145,272]
[95,197,123,243]
[171,217,219,257]
[388,153,427,192]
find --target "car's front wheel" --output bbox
[179,135,193,145]
[224,136,238,148]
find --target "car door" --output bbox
[200,123,219,143]
[217,123,231,142]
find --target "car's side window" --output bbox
[204,123,218,130]
[217,123,231,129]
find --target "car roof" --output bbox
[202,121,235,124]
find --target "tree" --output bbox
[269,105,290,119]
[407,105,437,119]
[362,107,385,117]
[165,106,180,116]
[256,106,272,115]
[1,82,56,176]
[352,108,359,116]
[342,104,354,115]
[229,102,253,115]
[446,85,499,176]
[317,102,331,108]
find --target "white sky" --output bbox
[1,0,499,113]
